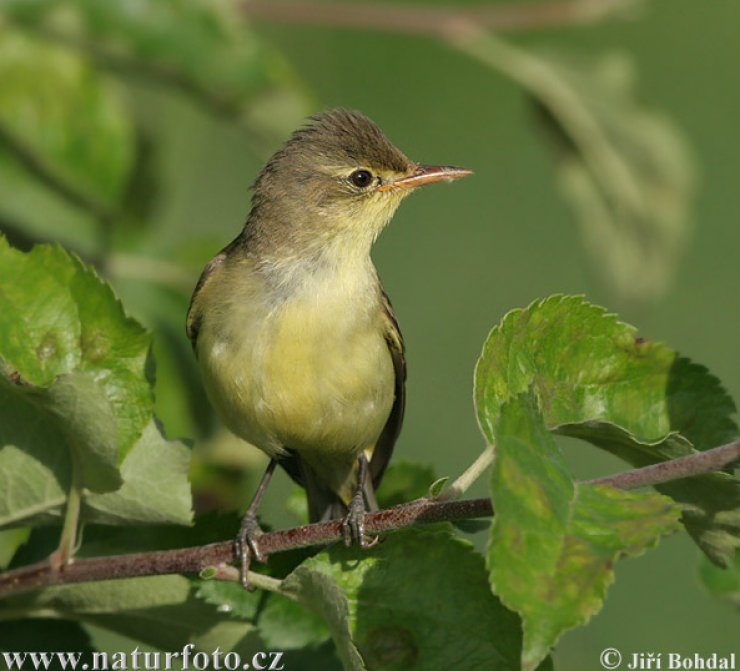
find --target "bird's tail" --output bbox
[299,459,379,523]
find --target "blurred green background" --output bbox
[0,0,737,666]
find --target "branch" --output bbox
[0,497,491,599]
[587,440,740,489]
[1,439,737,600]
[239,0,638,39]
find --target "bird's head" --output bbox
[248,109,471,254]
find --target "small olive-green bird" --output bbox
[187,109,470,585]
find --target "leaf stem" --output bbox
[0,439,737,600]
[201,562,290,596]
[49,460,83,571]
[436,444,495,500]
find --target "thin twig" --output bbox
[587,440,740,490]
[1,439,737,600]
[239,0,637,39]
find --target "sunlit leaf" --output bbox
[475,295,740,566]
[0,238,191,528]
[0,26,134,211]
[487,392,680,670]
[0,238,151,452]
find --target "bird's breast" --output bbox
[198,260,395,462]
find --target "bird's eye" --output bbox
[349,169,373,188]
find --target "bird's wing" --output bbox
[186,250,228,351]
[369,286,406,489]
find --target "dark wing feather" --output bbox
[186,251,227,352]
[369,286,406,489]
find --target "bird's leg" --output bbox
[342,455,379,549]
[236,458,277,590]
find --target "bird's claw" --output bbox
[236,513,265,591]
[342,490,378,549]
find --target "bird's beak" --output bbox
[377,165,473,192]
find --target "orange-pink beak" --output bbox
[377,164,472,192]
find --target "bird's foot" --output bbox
[342,488,379,549]
[235,512,266,591]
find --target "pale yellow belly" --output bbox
[198,287,395,495]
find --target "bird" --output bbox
[186,109,471,587]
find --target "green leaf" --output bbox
[282,528,545,671]
[699,552,740,609]
[281,567,365,671]
[0,242,80,386]
[193,545,330,651]
[560,422,740,567]
[18,371,121,492]
[190,620,266,661]
[0,412,191,528]
[475,297,736,447]
[0,238,190,528]
[259,590,331,651]
[195,579,261,621]
[4,0,310,133]
[0,28,133,203]
[487,392,681,670]
[0,527,30,569]
[428,477,448,498]
[3,575,256,652]
[475,295,740,565]
[0,382,67,527]
[83,421,192,526]
[0,238,152,454]
[450,518,491,534]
